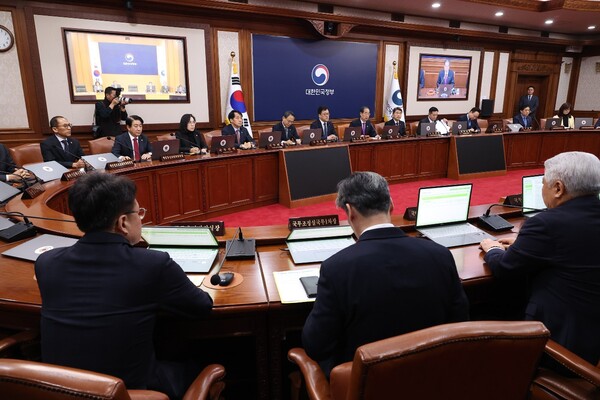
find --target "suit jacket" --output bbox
[35,231,213,392]
[349,118,377,137]
[595,118,600,129]
[417,117,438,135]
[302,227,469,377]
[484,195,600,366]
[552,114,575,129]
[436,69,455,86]
[95,99,127,138]
[513,114,531,128]
[310,120,337,139]
[518,95,539,115]
[175,129,207,153]
[41,135,85,168]
[384,119,406,135]
[0,143,16,181]
[112,133,152,160]
[272,122,299,141]
[221,124,254,146]
[457,114,481,132]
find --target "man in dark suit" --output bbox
[349,106,377,138]
[310,105,338,141]
[302,172,469,377]
[41,116,86,169]
[272,110,299,144]
[0,143,30,183]
[436,59,455,88]
[384,107,406,136]
[222,109,255,149]
[517,85,539,120]
[94,86,127,138]
[35,172,214,399]
[480,151,600,369]
[513,105,532,129]
[457,107,481,133]
[417,106,449,135]
[112,115,152,161]
[594,117,600,129]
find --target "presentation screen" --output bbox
[252,34,378,121]
[63,29,189,103]
[417,54,471,101]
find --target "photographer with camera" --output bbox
[94,86,129,138]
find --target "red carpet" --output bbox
[220,168,544,227]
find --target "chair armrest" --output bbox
[0,330,39,354]
[543,340,600,386]
[128,390,170,400]
[182,364,226,400]
[287,348,331,400]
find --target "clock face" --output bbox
[0,26,14,52]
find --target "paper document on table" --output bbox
[273,267,320,304]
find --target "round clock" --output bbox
[0,25,15,53]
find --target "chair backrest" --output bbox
[9,144,43,166]
[203,130,222,148]
[409,121,420,135]
[336,123,349,139]
[88,137,116,155]
[331,321,549,400]
[157,133,175,141]
[477,118,489,130]
[375,122,385,135]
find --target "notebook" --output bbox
[151,139,180,160]
[23,161,69,183]
[418,122,436,136]
[258,131,282,148]
[81,153,120,170]
[545,118,562,130]
[301,129,322,144]
[437,83,454,97]
[2,234,78,262]
[0,181,21,203]
[416,184,495,248]
[343,127,362,141]
[286,225,355,264]
[381,125,401,139]
[507,123,523,133]
[141,226,219,273]
[451,121,467,134]
[210,135,235,153]
[574,117,593,129]
[522,174,546,217]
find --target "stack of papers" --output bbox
[273,267,320,304]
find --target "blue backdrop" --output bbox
[99,43,158,75]
[252,35,377,121]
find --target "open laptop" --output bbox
[381,125,401,139]
[507,123,523,133]
[416,184,496,248]
[451,121,467,134]
[82,152,120,170]
[486,120,503,133]
[2,234,78,262]
[23,161,69,183]
[141,226,219,273]
[151,139,180,160]
[286,225,355,264]
[210,135,235,153]
[574,117,593,129]
[301,129,322,144]
[258,131,282,149]
[522,174,546,217]
[437,84,454,97]
[419,122,436,136]
[545,118,562,130]
[343,127,362,141]
[0,181,21,203]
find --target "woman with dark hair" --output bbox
[175,114,207,155]
[553,102,575,129]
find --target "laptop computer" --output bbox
[416,184,496,248]
[437,84,454,97]
[545,118,562,130]
[381,125,401,139]
[451,121,467,134]
[286,225,355,264]
[301,129,322,144]
[210,135,235,153]
[522,174,546,217]
[2,234,78,262]
[486,120,503,133]
[419,122,436,136]
[343,127,362,141]
[507,123,523,133]
[141,226,219,273]
[151,139,180,160]
[574,117,593,129]
[0,181,21,203]
[23,161,69,183]
[258,131,282,149]
[81,152,120,170]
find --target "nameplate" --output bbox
[266,143,283,150]
[106,160,134,170]
[169,221,225,236]
[21,182,46,199]
[550,126,565,131]
[351,137,368,143]
[214,147,237,155]
[288,215,339,230]
[61,170,86,181]
[427,132,444,137]
[160,154,185,162]
[457,130,472,135]
[384,134,402,140]
[579,126,594,130]
[309,139,328,146]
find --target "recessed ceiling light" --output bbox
[588,25,596,30]
[495,11,504,17]
[544,19,553,25]
[432,3,441,8]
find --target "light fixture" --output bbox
[588,25,596,30]
[495,11,504,17]
[545,19,553,25]
[432,3,441,9]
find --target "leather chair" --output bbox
[295,125,310,141]
[477,118,489,131]
[409,121,420,135]
[288,321,549,400]
[0,359,226,400]
[531,340,600,400]
[88,137,116,155]
[9,144,43,166]
[156,133,175,141]
[374,122,385,135]
[336,123,349,140]
[202,130,222,148]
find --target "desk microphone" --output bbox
[478,203,546,232]
[53,144,93,171]
[208,227,241,287]
[0,211,37,242]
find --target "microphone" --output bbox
[208,227,241,287]
[54,144,93,171]
[478,203,546,232]
[0,211,37,242]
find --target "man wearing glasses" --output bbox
[34,172,214,399]
[41,115,86,169]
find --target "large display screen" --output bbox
[417,54,471,101]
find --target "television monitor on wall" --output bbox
[417,54,471,101]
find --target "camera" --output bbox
[114,88,132,104]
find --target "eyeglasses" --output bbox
[125,207,146,219]
[59,123,72,128]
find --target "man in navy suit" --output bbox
[222,109,255,149]
[517,86,539,120]
[594,117,600,129]
[41,116,86,169]
[112,115,152,161]
[302,172,469,377]
[513,105,532,129]
[35,172,214,399]
[0,143,30,183]
[310,105,338,141]
[480,151,600,369]
[349,106,378,138]
[436,59,455,88]
[457,107,481,133]
[272,110,299,144]
[384,107,406,136]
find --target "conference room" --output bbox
[1,1,600,399]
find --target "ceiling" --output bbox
[297,0,600,35]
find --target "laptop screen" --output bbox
[522,174,546,213]
[141,226,217,247]
[416,184,472,227]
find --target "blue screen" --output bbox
[252,35,377,121]
[99,43,158,75]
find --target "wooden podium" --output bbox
[447,133,507,180]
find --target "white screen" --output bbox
[416,184,472,227]
[522,175,546,212]
[141,227,217,247]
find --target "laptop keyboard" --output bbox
[419,223,480,238]
[288,238,355,264]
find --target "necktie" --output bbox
[133,137,140,161]
[467,120,471,129]
[395,121,399,126]
[528,95,532,101]
[444,74,448,84]
[523,117,527,128]
[61,139,68,153]
[235,129,240,144]
[323,123,327,138]
[284,127,289,140]
[361,122,366,135]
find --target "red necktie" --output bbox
[133,137,140,161]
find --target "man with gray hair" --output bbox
[480,151,600,367]
[302,172,469,377]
